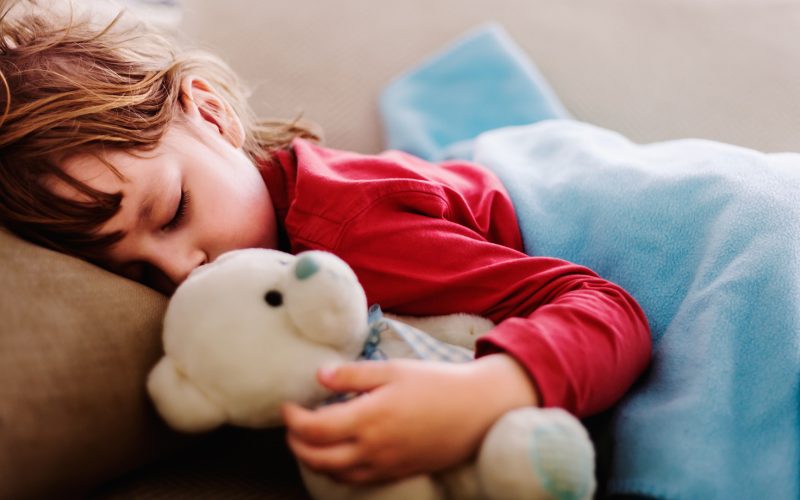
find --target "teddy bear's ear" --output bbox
[147,357,227,433]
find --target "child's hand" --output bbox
[281,354,539,484]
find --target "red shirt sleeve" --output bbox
[271,141,652,418]
[332,190,651,418]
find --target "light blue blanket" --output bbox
[380,24,800,500]
[381,23,569,162]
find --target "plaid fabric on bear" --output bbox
[360,305,473,363]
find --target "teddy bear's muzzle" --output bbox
[294,254,320,280]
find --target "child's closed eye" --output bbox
[163,189,190,231]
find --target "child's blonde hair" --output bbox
[0,0,318,261]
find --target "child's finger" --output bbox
[317,361,395,392]
[287,432,363,473]
[282,401,362,444]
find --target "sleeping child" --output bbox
[0,0,650,491]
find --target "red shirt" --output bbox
[263,139,651,417]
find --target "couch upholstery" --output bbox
[1,0,798,498]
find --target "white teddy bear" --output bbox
[147,248,596,500]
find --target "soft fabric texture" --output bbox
[473,121,800,499]
[0,229,181,499]
[265,138,651,418]
[379,27,799,498]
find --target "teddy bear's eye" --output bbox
[264,290,283,307]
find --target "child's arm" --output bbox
[282,353,537,484]
[336,208,651,418]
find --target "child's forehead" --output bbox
[52,124,194,199]
[49,148,149,203]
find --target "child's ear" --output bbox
[179,75,245,149]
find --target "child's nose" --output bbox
[160,250,207,289]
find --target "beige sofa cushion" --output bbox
[0,229,184,499]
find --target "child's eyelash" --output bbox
[164,189,190,231]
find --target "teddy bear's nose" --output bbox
[294,254,320,280]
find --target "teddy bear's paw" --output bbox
[476,407,596,500]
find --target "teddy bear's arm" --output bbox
[385,313,494,351]
[147,357,228,433]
